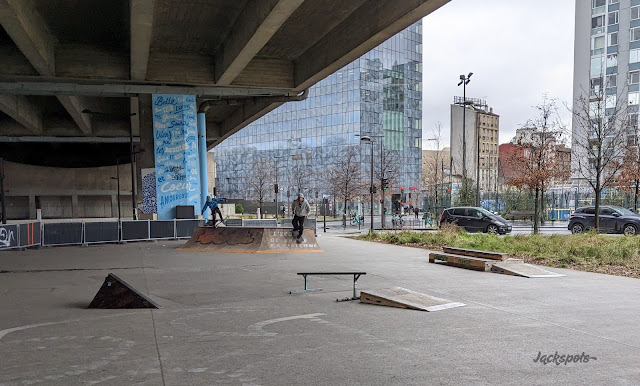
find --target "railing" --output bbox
[0,219,204,250]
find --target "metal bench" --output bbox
[290,272,366,301]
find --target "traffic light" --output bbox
[370,186,377,194]
[400,186,404,192]
[274,183,279,193]
[213,187,218,196]
[382,178,389,190]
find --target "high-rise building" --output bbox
[214,22,423,212]
[450,98,500,196]
[573,0,632,178]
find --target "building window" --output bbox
[608,32,618,46]
[591,77,603,97]
[631,71,640,85]
[629,113,638,129]
[629,92,640,106]
[607,53,617,67]
[593,15,605,30]
[593,0,606,7]
[631,49,640,64]
[592,36,605,55]
[609,11,619,25]
[633,6,640,21]
[607,74,617,87]
[593,15,605,28]
[591,56,604,76]
[606,95,616,109]
[633,27,640,42]
[609,0,618,3]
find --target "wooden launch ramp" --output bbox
[429,246,564,278]
[177,227,322,253]
[360,287,465,311]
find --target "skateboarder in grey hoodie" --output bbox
[292,192,311,243]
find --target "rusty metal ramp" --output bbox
[177,227,322,254]
[360,287,465,311]
[491,261,565,278]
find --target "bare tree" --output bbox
[288,159,314,196]
[506,97,568,233]
[571,76,629,230]
[327,145,366,224]
[618,124,640,211]
[246,155,272,217]
[421,122,444,221]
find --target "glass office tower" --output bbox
[214,22,422,212]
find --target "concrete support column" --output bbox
[71,195,78,218]
[197,112,209,219]
[28,195,36,219]
[136,95,155,206]
[111,194,118,218]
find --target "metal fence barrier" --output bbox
[84,222,119,244]
[19,222,40,248]
[243,219,277,227]
[280,218,317,235]
[150,220,175,239]
[121,220,150,242]
[1,216,322,251]
[0,224,19,250]
[43,222,83,246]
[225,218,243,227]
[175,219,202,238]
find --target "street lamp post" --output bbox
[360,136,374,233]
[274,156,285,221]
[457,72,472,203]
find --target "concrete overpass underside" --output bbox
[0,0,448,217]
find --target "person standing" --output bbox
[292,192,310,243]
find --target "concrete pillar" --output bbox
[71,195,79,218]
[137,95,155,206]
[198,112,210,220]
[152,94,200,219]
[111,194,118,218]
[28,195,36,219]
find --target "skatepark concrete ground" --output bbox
[1,234,640,385]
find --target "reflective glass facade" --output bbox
[214,22,422,206]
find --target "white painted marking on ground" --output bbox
[86,375,117,385]
[248,314,326,336]
[0,313,137,340]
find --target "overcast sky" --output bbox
[421,0,575,149]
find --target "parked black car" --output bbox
[568,205,640,235]
[440,207,512,234]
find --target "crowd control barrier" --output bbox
[0,217,321,250]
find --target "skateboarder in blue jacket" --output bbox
[202,195,226,227]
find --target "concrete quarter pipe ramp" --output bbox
[178,227,322,253]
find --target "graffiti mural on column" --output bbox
[152,94,200,220]
[141,168,157,214]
